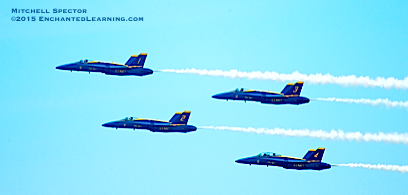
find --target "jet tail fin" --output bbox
[125,53,147,67]
[303,148,325,162]
[281,81,303,96]
[169,111,191,124]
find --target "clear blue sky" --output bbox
[1,1,407,194]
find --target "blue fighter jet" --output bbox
[235,148,331,170]
[56,53,153,76]
[212,81,310,105]
[102,111,197,133]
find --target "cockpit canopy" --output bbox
[123,117,134,121]
[79,59,89,64]
[257,152,281,157]
[233,88,246,93]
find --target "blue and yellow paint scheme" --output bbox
[212,82,310,105]
[102,111,197,133]
[56,53,153,76]
[235,148,331,171]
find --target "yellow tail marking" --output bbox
[293,86,299,93]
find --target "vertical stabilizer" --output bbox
[281,83,294,94]
[169,111,191,124]
[303,148,325,162]
[125,53,147,67]
[281,81,303,96]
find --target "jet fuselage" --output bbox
[102,119,197,133]
[236,149,331,171]
[212,90,310,105]
[56,60,153,76]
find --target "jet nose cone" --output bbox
[102,122,113,127]
[212,93,227,99]
[235,159,245,164]
[212,92,234,100]
[56,64,73,70]
[56,62,78,70]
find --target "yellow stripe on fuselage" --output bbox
[280,156,304,160]
[88,61,126,66]
[88,61,145,69]
[134,118,169,123]
[170,124,187,126]
[244,90,282,95]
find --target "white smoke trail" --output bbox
[160,68,408,90]
[313,98,408,109]
[199,126,408,145]
[337,163,408,173]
